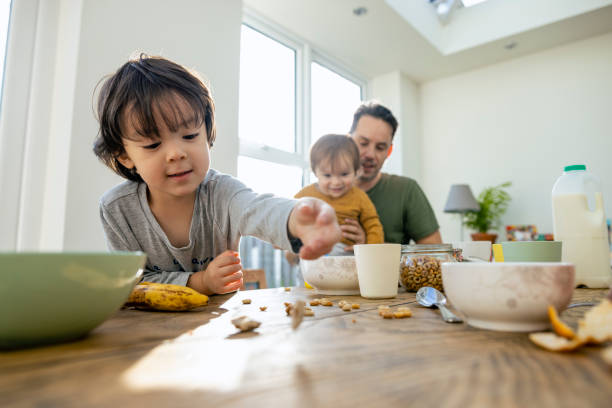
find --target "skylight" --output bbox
[461,0,489,7]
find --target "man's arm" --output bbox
[415,230,442,244]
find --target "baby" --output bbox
[295,134,383,255]
[93,54,341,295]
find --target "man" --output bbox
[341,101,442,247]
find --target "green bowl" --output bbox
[0,252,146,349]
[500,241,562,262]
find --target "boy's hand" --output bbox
[288,198,341,260]
[340,218,366,252]
[188,250,243,295]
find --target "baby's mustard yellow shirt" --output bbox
[295,184,384,245]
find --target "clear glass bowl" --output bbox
[399,244,461,292]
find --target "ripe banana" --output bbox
[125,282,208,311]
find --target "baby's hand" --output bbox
[288,198,341,260]
[340,218,366,251]
[189,250,243,295]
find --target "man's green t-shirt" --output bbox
[366,173,439,244]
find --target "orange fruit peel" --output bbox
[547,305,576,340]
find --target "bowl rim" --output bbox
[0,251,145,257]
[442,261,574,268]
[302,255,355,260]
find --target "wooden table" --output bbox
[1,288,610,408]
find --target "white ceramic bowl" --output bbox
[300,256,359,295]
[441,262,575,332]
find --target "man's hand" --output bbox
[187,250,243,295]
[288,198,341,260]
[340,218,366,252]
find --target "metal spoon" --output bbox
[567,302,595,309]
[416,286,463,323]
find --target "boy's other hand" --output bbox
[288,198,341,260]
[340,218,366,252]
[188,250,243,295]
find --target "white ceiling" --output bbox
[243,0,612,82]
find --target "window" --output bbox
[0,0,11,109]
[239,25,295,153]
[310,61,362,145]
[238,11,365,287]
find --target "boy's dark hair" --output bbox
[93,54,216,182]
[310,134,360,174]
[349,100,398,139]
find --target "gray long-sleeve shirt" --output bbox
[100,169,296,286]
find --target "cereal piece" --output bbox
[242,299,251,304]
[304,309,314,317]
[285,303,293,316]
[342,304,352,312]
[547,305,575,339]
[393,310,412,319]
[338,300,347,308]
[284,302,291,307]
[529,332,586,352]
[285,287,291,292]
[397,306,412,316]
[259,306,267,312]
[321,300,333,307]
[352,319,356,323]
[378,305,390,316]
[231,316,261,332]
[382,311,394,319]
[351,303,360,309]
[310,299,320,306]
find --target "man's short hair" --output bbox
[349,101,398,139]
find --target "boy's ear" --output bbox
[116,152,135,170]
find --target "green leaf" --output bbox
[462,182,512,233]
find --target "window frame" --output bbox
[240,8,367,187]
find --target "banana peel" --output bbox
[125,282,208,311]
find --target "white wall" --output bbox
[421,32,612,243]
[369,71,422,183]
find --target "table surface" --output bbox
[1,288,610,408]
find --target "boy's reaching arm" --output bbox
[287,198,342,260]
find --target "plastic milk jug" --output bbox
[552,165,611,288]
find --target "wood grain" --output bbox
[1,288,609,408]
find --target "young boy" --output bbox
[295,134,383,255]
[93,54,340,295]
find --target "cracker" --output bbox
[231,316,261,332]
[576,299,612,344]
[291,300,306,330]
[528,332,586,352]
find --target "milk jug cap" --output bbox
[564,164,586,172]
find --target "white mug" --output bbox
[354,244,401,299]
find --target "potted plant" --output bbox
[462,182,512,243]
